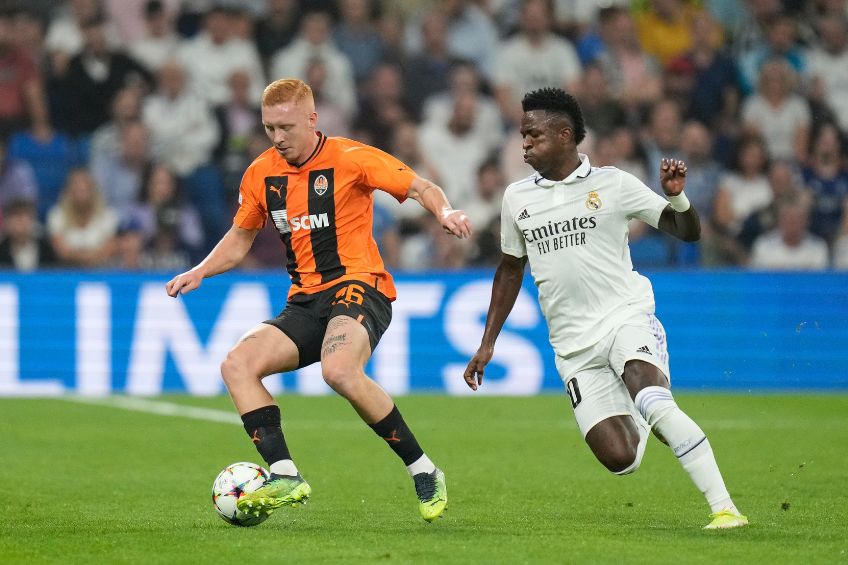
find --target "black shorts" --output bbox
[263,280,392,369]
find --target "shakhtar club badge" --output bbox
[585,191,602,210]
[314,174,328,196]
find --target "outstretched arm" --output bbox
[463,253,527,391]
[406,175,472,239]
[656,158,701,242]
[165,225,259,297]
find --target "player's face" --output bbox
[520,110,569,174]
[262,100,317,164]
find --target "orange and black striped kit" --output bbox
[235,132,415,301]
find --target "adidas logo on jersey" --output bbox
[636,345,652,355]
[517,209,530,221]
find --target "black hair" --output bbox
[521,87,586,144]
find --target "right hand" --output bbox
[165,268,204,297]
[463,345,494,391]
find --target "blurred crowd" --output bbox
[1,0,848,273]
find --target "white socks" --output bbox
[269,459,298,477]
[635,386,736,513]
[406,454,436,476]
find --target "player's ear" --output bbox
[307,111,317,128]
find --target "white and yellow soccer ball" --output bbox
[211,462,270,527]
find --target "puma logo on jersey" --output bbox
[290,212,330,231]
[269,186,282,198]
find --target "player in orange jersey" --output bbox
[166,78,470,522]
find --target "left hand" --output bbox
[660,158,687,196]
[440,209,472,239]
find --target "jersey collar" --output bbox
[293,131,327,169]
[534,153,592,188]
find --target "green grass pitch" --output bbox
[2,394,846,563]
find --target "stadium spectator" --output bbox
[0,7,49,137]
[402,12,452,118]
[404,0,498,80]
[738,13,806,96]
[634,0,711,66]
[142,60,219,178]
[130,163,204,259]
[832,223,848,269]
[422,60,504,155]
[104,0,178,43]
[6,124,77,220]
[90,120,149,218]
[142,59,224,244]
[372,120,440,223]
[574,64,626,138]
[677,121,722,222]
[669,12,739,129]
[802,123,848,244]
[714,135,773,237]
[0,135,38,209]
[464,157,506,232]
[254,0,300,60]
[741,58,811,162]
[140,207,191,270]
[214,70,262,192]
[177,6,264,107]
[419,90,496,210]
[89,86,142,170]
[334,0,388,83]
[110,214,145,269]
[737,159,808,251]
[805,15,848,132]
[492,0,581,127]
[641,98,684,192]
[0,198,56,271]
[750,200,829,269]
[270,11,356,119]
[57,15,153,137]
[127,0,179,73]
[353,62,410,152]
[595,7,663,117]
[45,0,121,59]
[304,58,351,138]
[46,167,118,267]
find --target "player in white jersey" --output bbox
[464,88,748,530]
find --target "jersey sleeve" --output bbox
[618,170,669,228]
[354,145,416,203]
[500,192,527,258]
[232,164,267,230]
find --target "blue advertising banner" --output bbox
[0,270,845,395]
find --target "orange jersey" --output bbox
[234,133,415,300]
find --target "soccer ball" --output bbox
[211,461,270,527]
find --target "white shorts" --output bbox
[554,313,670,438]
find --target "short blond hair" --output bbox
[262,78,313,107]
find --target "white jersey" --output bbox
[501,154,670,357]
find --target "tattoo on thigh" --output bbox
[240,334,258,343]
[321,333,348,358]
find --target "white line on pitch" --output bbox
[67,395,242,425]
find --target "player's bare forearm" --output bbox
[406,176,472,238]
[657,206,701,242]
[464,253,527,390]
[480,253,528,348]
[165,225,258,297]
[656,158,700,242]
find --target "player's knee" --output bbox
[598,443,639,475]
[220,350,250,386]
[321,363,359,392]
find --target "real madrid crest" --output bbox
[314,174,328,196]
[585,191,601,210]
